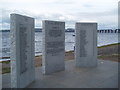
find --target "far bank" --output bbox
[1,43,119,74]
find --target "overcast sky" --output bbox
[0,0,119,29]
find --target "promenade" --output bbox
[2,59,118,88]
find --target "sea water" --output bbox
[0,32,119,61]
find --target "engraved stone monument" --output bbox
[10,14,35,88]
[75,22,97,67]
[42,20,65,74]
[0,29,2,89]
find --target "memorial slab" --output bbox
[42,20,65,74]
[10,14,35,88]
[75,22,97,67]
[0,27,2,89]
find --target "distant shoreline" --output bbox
[0,42,119,61]
[0,28,75,32]
[1,43,119,74]
[0,29,120,33]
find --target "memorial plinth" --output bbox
[75,22,97,67]
[42,20,65,74]
[10,14,35,88]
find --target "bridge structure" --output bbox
[97,29,120,33]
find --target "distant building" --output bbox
[97,29,119,33]
[35,28,42,32]
[65,28,75,32]
[0,30,10,32]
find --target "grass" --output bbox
[1,60,10,64]
[2,67,10,74]
[98,43,120,48]
[1,61,11,74]
[98,54,120,62]
[98,54,120,58]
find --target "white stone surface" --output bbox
[0,63,2,89]
[42,20,65,74]
[0,25,2,89]
[10,14,35,88]
[118,1,120,28]
[75,22,97,67]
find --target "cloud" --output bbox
[0,0,119,29]
[1,8,118,29]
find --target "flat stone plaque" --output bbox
[75,22,97,67]
[42,20,65,74]
[10,14,35,88]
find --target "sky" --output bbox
[0,0,119,30]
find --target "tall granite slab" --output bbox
[0,26,2,89]
[10,14,35,88]
[75,22,97,67]
[118,1,120,29]
[42,20,65,74]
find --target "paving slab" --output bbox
[2,59,119,88]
